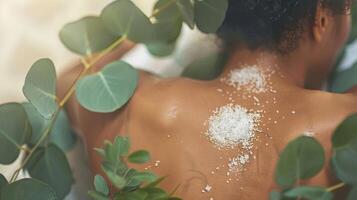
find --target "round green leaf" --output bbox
[331,114,357,184]
[0,174,7,188]
[330,63,357,93]
[176,0,195,29]
[284,186,333,200]
[0,178,58,200]
[146,42,176,57]
[347,187,357,200]
[275,136,325,187]
[128,150,151,164]
[194,0,228,33]
[59,16,118,56]
[23,58,58,119]
[23,103,77,152]
[152,0,183,42]
[76,61,138,113]
[25,144,73,199]
[94,175,109,196]
[101,0,155,43]
[142,187,169,199]
[182,52,227,80]
[0,103,31,164]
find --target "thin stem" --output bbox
[327,182,345,192]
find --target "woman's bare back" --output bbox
[60,56,357,199]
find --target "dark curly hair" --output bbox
[217,0,353,53]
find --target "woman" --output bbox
[59,0,357,199]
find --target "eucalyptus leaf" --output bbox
[114,136,131,157]
[284,186,333,200]
[88,190,109,200]
[330,63,357,93]
[0,178,58,200]
[176,0,195,29]
[104,170,126,189]
[94,175,109,196]
[115,190,148,200]
[25,144,74,199]
[275,136,325,187]
[0,174,7,188]
[270,191,281,200]
[76,61,138,113]
[128,150,151,164]
[59,16,118,55]
[23,103,77,152]
[146,42,176,57]
[152,0,183,42]
[101,0,155,43]
[130,171,157,183]
[0,103,31,164]
[23,58,58,119]
[331,114,357,184]
[347,187,357,200]
[194,0,228,33]
[182,52,227,80]
[142,187,169,199]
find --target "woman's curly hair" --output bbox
[217,0,353,53]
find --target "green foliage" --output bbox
[182,52,227,80]
[23,58,58,119]
[0,103,31,164]
[94,175,109,196]
[176,0,194,29]
[128,150,151,164]
[194,0,228,33]
[101,0,155,43]
[275,136,325,187]
[146,42,176,57]
[23,103,77,151]
[284,186,333,200]
[0,174,7,188]
[25,144,74,199]
[59,16,118,56]
[331,114,357,185]
[330,63,357,93]
[89,136,181,200]
[0,178,58,200]
[348,187,357,200]
[273,114,357,199]
[76,61,138,113]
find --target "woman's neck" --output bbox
[219,48,311,88]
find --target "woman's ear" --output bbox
[312,3,330,43]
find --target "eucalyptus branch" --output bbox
[9,0,174,184]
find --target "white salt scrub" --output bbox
[206,104,261,149]
[225,65,267,93]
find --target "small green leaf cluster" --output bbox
[0,58,76,199]
[271,114,357,200]
[88,136,181,200]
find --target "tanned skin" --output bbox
[58,5,357,199]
